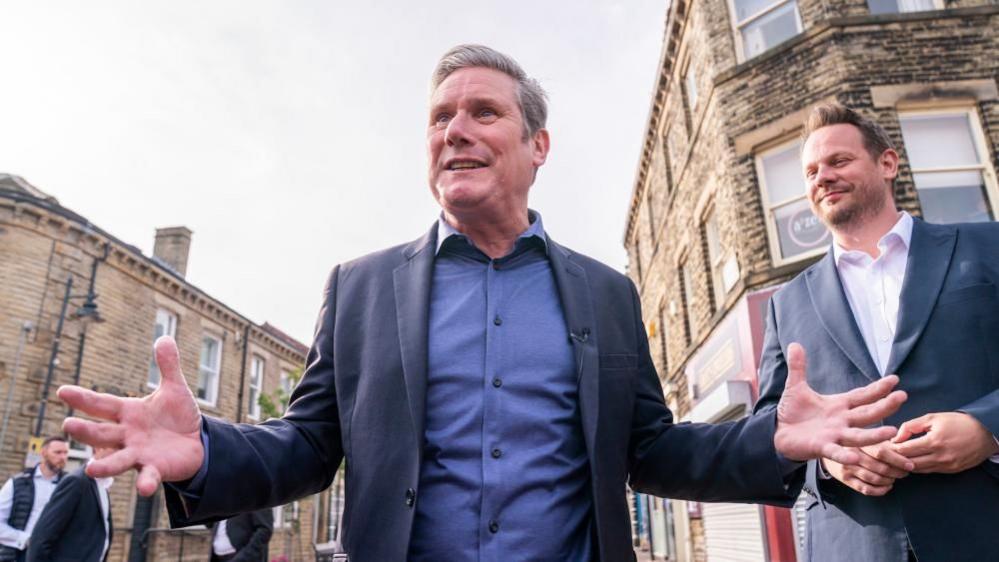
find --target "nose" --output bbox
[444,112,472,147]
[813,163,836,187]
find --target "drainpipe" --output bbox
[0,322,33,451]
[235,324,250,423]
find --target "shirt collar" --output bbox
[435,209,548,256]
[86,459,114,490]
[833,211,913,266]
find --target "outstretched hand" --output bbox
[774,343,907,464]
[58,336,204,496]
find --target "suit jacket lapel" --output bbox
[393,226,437,457]
[805,251,881,382]
[547,238,600,459]
[884,219,956,375]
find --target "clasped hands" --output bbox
[822,412,999,497]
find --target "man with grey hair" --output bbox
[59,45,905,561]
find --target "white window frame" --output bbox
[727,0,804,62]
[756,137,830,267]
[702,208,727,307]
[897,106,999,222]
[685,64,699,111]
[248,355,264,420]
[680,258,695,346]
[196,334,223,407]
[868,0,943,15]
[147,308,178,389]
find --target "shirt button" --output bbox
[488,520,500,533]
[492,377,502,388]
[491,448,502,459]
[493,315,502,326]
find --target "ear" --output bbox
[530,128,550,168]
[879,148,899,182]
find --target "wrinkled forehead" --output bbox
[429,67,519,108]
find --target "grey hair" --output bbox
[431,44,548,139]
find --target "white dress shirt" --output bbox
[213,518,237,556]
[90,461,113,561]
[0,466,60,550]
[833,211,912,376]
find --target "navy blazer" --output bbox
[27,467,111,562]
[756,218,999,562]
[166,224,798,561]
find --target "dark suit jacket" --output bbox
[27,467,112,562]
[755,218,999,562]
[166,224,798,561]
[209,509,273,562]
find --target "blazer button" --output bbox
[405,488,416,507]
[488,520,500,533]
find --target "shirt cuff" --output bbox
[817,458,833,479]
[164,421,210,497]
[990,436,999,464]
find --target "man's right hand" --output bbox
[58,336,204,496]
[821,441,914,496]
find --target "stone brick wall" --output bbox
[0,192,324,561]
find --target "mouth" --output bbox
[445,158,488,171]
[820,189,848,203]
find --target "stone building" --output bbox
[623,0,998,560]
[0,174,341,561]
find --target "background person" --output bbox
[0,437,67,562]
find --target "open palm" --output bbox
[58,336,204,496]
[774,343,907,465]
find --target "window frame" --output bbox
[755,137,830,267]
[702,207,727,309]
[868,0,943,15]
[248,354,265,420]
[147,308,178,389]
[897,106,999,222]
[196,333,223,407]
[727,0,804,62]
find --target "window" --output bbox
[196,335,222,406]
[679,261,695,346]
[868,0,938,15]
[685,66,699,110]
[730,0,802,59]
[703,210,725,310]
[899,109,996,224]
[757,140,831,264]
[148,309,177,387]
[274,501,300,529]
[248,355,264,420]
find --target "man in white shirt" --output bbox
[209,508,273,562]
[0,437,68,562]
[26,447,113,562]
[754,103,999,562]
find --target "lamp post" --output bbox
[34,247,107,437]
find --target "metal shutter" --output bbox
[701,502,767,562]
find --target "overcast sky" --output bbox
[2,1,666,344]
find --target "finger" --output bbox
[893,414,933,443]
[893,435,935,458]
[837,425,899,448]
[136,464,162,497]
[844,375,900,408]
[56,385,123,421]
[855,453,909,479]
[785,343,807,388]
[908,454,940,473]
[852,467,894,487]
[154,336,186,388]
[867,445,914,473]
[822,443,860,466]
[62,418,125,448]
[845,478,892,496]
[87,448,137,479]
[845,390,907,427]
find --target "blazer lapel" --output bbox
[884,219,956,375]
[547,238,599,459]
[805,251,881,382]
[393,226,437,456]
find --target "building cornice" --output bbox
[0,189,307,363]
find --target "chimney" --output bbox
[153,226,193,277]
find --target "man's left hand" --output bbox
[774,343,907,464]
[892,412,999,474]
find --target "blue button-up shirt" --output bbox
[408,211,593,562]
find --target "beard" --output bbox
[814,180,887,229]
